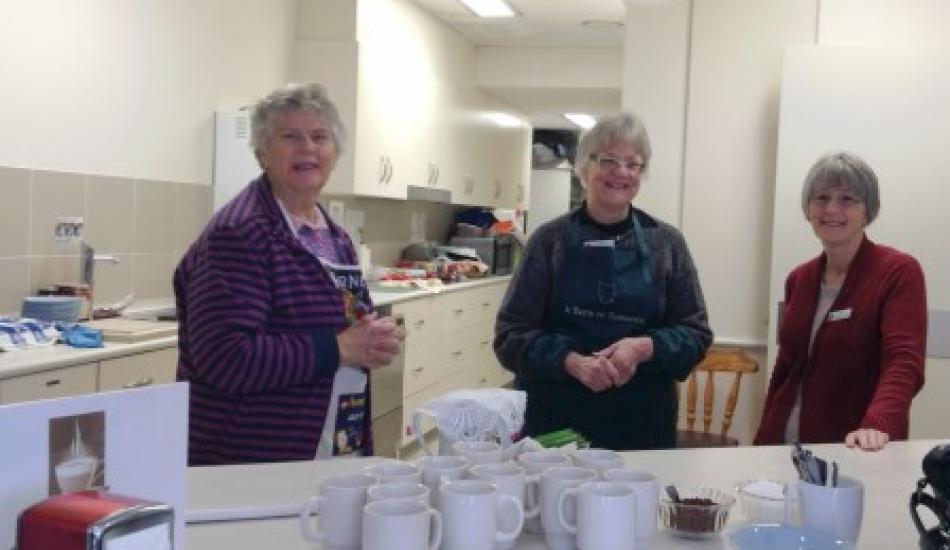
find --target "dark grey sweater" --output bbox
[494,206,713,449]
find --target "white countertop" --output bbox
[0,277,511,381]
[186,439,940,549]
[369,275,511,307]
[0,335,178,379]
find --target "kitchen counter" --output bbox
[0,335,177,380]
[186,439,940,549]
[369,274,511,307]
[0,277,511,381]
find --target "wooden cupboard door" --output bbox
[0,363,98,405]
[98,348,178,392]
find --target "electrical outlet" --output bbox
[54,216,84,241]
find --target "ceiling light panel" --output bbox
[456,0,517,18]
[563,112,597,130]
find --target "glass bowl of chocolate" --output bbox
[660,486,735,539]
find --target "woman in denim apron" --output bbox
[494,113,713,450]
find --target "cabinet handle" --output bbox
[453,309,464,316]
[45,379,61,387]
[452,351,462,358]
[414,319,425,327]
[412,367,424,373]
[378,156,387,183]
[480,340,489,346]
[435,164,440,186]
[482,302,490,307]
[123,377,154,389]
[385,157,394,184]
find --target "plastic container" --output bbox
[735,479,786,523]
[660,487,735,539]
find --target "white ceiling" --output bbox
[410,0,627,129]
[410,0,627,48]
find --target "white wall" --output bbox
[621,0,950,443]
[0,0,296,184]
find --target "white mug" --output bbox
[363,499,442,550]
[602,468,659,544]
[469,462,541,550]
[453,441,505,465]
[784,476,864,544]
[558,481,637,550]
[299,473,377,549]
[539,466,599,550]
[571,449,624,478]
[54,456,102,493]
[439,479,524,550]
[365,460,423,484]
[417,455,469,508]
[368,482,431,506]
[517,449,573,535]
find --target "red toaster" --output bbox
[17,490,173,550]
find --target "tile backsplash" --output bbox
[0,166,211,317]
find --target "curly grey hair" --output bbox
[801,151,880,224]
[574,112,652,182]
[250,83,347,164]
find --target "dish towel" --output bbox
[57,323,104,348]
[0,318,60,351]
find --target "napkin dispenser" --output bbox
[18,490,173,550]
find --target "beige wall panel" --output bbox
[682,0,816,344]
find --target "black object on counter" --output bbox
[910,443,950,549]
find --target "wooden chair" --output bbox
[676,347,759,448]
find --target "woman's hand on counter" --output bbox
[336,314,406,369]
[565,351,620,393]
[845,428,890,451]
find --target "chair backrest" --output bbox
[682,347,759,437]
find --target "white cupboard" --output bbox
[294,0,530,208]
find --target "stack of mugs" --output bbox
[298,441,661,550]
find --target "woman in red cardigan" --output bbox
[755,152,927,451]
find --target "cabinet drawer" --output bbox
[0,363,98,404]
[403,339,448,397]
[468,284,506,325]
[98,348,178,392]
[439,290,476,333]
[393,297,437,341]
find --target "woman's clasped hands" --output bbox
[337,313,405,369]
[565,336,654,393]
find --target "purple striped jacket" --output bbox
[174,175,373,465]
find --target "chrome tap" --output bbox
[80,242,119,316]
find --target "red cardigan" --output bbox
[755,237,927,445]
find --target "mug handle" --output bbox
[557,487,579,535]
[426,507,443,550]
[523,473,541,519]
[495,494,525,543]
[298,495,326,543]
[411,409,437,457]
[783,481,801,526]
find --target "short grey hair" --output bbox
[801,151,880,224]
[574,112,652,182]
[250,82,347,163]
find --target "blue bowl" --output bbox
[729,524,856,550]
[21,296,83,323]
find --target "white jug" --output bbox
[409,389,527,457]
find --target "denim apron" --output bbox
[521,212,678,450]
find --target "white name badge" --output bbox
[828,308,852,321]
[583,239,615,248]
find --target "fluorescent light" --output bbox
[482,112,522,128]
[457,0,517,18]
[564,113,597,130]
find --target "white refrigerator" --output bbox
[526,169,573,236]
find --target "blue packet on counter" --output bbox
[57,323,104,348]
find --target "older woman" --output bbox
[174,83,404,465]
[755,152,927,451]
[494,112,713,450]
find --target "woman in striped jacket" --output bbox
[174,83,404,465]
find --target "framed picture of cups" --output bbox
[48,411,106,495]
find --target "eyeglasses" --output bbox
[592,154,645,175]
[809,193,864,209]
